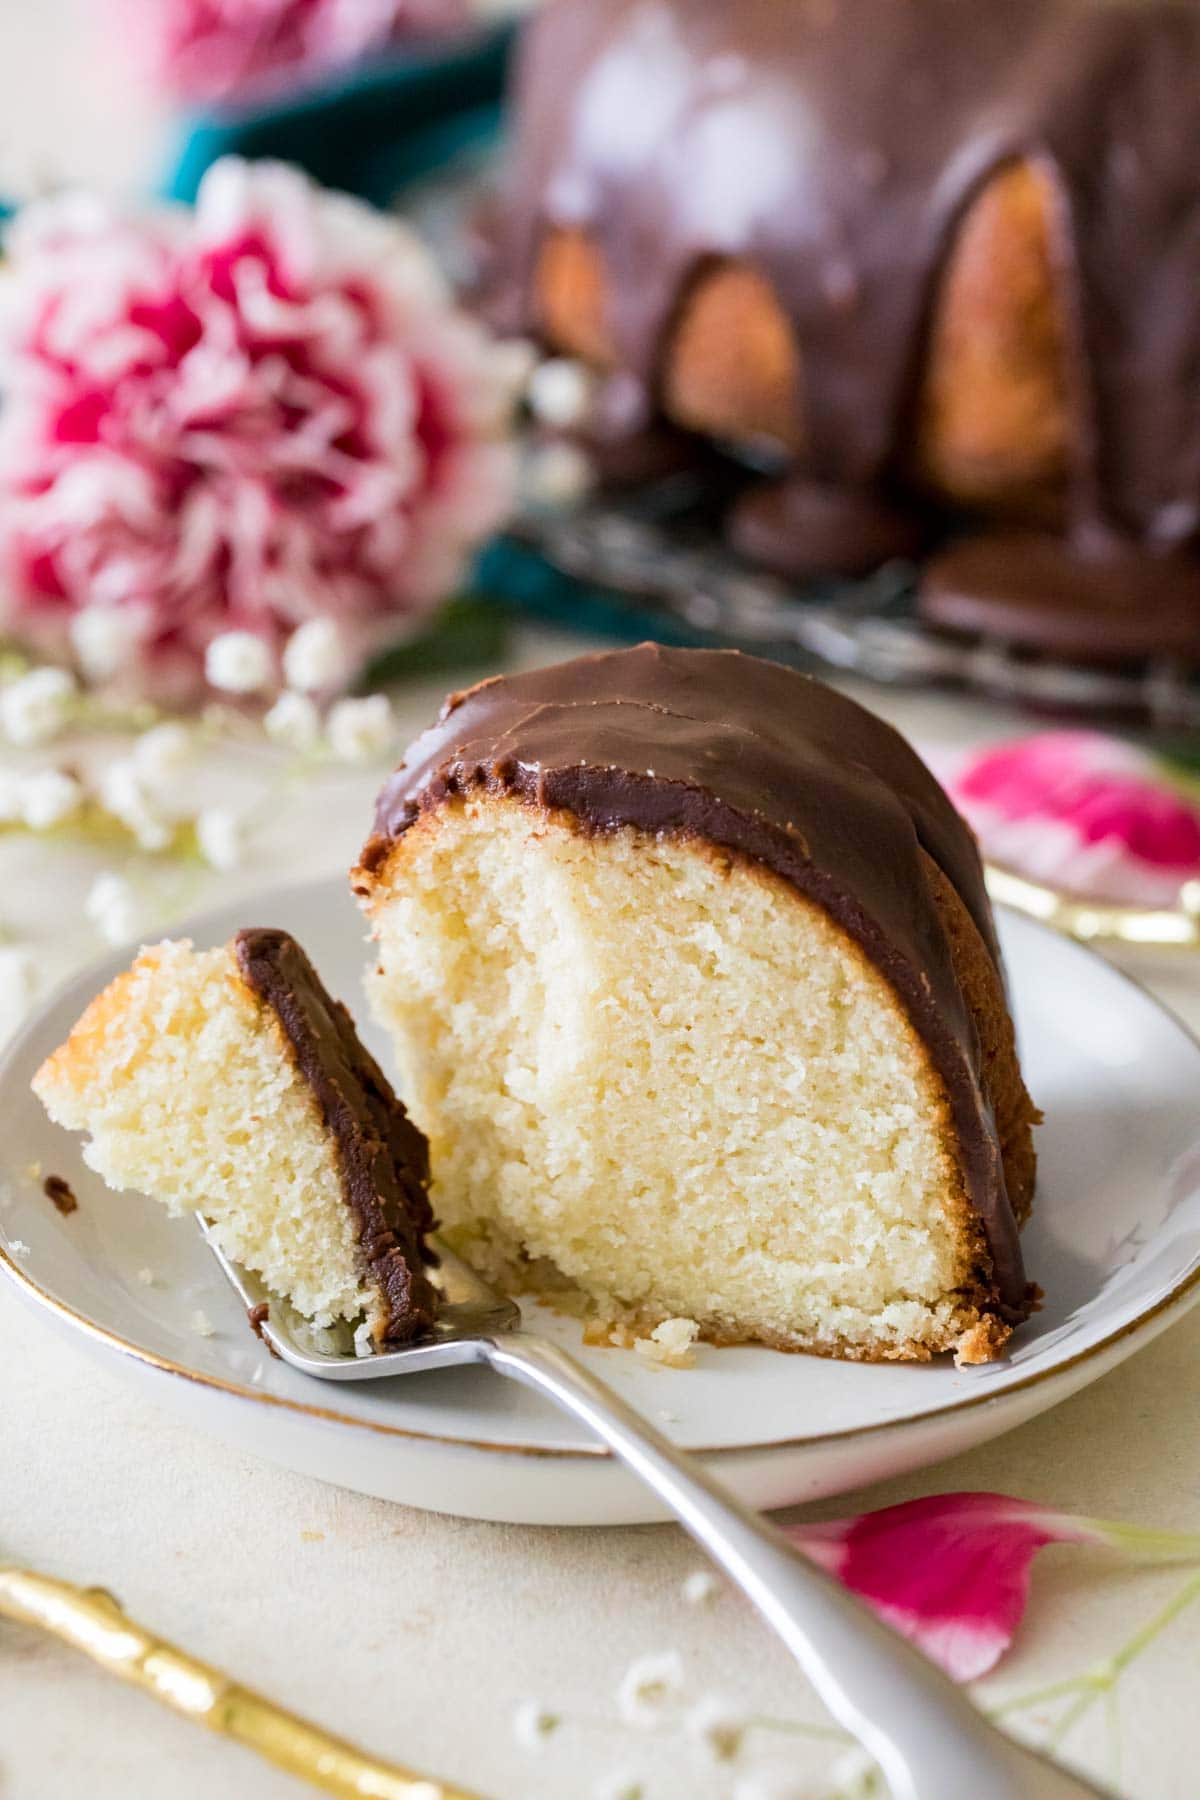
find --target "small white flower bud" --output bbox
[615,1650,685,1727]
[20,769,84,830]
[282,618,349,693]
[264,690,321,752]
[195,806,242,871]
[327,693,393,763]
[99,759,172,851]
[511,1701,559,1751]
[681,1569,719,1606]
[84,872,142,946]
[133,722,193,787]
[205,630,274,695]
[684,1695,747,1763]
[527,357,596,430]
[0,667,77,746]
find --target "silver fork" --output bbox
[202,1224,1109,1800]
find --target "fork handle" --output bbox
[484,1330,1108,1800]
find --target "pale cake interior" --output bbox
[33,939,377,1331]
[362,797,994,1360]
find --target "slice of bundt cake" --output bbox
[354,644,1038,1365]
[33,929,437,1345]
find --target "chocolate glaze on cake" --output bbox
[234,928,438,1344]
[362,644,1029,1322]
[492,0,1200,636]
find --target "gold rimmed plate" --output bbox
[2,876,1199,1525]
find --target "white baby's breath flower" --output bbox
[282,618,349,693]
[264,690,321,752]
[84,871,142,946]
[527,356,596,430]
[616,1650,685,1727]
[681,1569,719,1607]
[0,945,39,1040]
[133,722,193,787]
[205,629,274,695]
[684,1695,747,1763]
[70,604,149,681]
[19,769,84,830]
[823,1747,881,1797]
[592,1773,645,1800]
[327,693,394,763]
[524,440,595,508]
[511,1700,560,1751]
[195,806,243,871]
[0,666,77,746]
[99,758,173,850]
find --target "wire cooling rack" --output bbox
[480,461,1200,734]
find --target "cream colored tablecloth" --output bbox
[3,12,1200,1797]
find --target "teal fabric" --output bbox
[475,537,721,652]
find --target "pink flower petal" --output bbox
[941,732,1200,907]
[109,0,471,109]
[786,1493,1200,1683]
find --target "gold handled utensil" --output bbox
[0,1565,482,1800]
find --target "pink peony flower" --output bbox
[938,732,1200,908]
[788,1492,1200,1682]
[113,0,471,109]
[0,159,521,701]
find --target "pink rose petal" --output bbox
[787,1493,1200,1683]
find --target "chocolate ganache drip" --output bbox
[235,928,438,1344]
[495,0,1200,558]
[364,644,1028,1320]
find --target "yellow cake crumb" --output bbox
[634,1318,701,1369]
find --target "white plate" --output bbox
[3,879,1200,1525]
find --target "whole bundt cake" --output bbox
[354,645,1039,1364]
[490,0,1200,659]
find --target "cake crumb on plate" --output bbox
[634,1317,700,1368]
